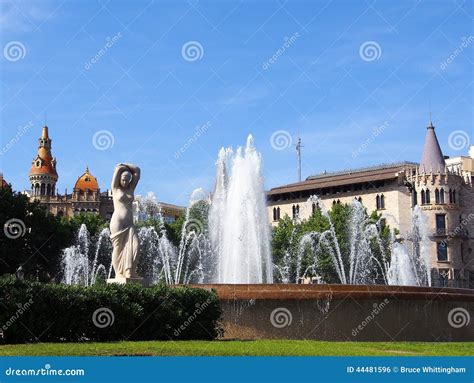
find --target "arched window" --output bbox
[440,188,445,204]
[452,190,456,204]
[376,195,380,209]
[46,184,51,196]
[435,189,440,204]
[421,190,426,204]
[40,183,46,195]
[380,194,385,209]
[292,205,297,220]
[295,204,300,219]
[412,190,418,207]
[426,189,430,204]
[277,207,280,220]
[449,189,453,203]
[273,207,277,221]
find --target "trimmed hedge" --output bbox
[0,276,222,344]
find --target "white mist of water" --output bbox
[61,224,111,285]
[209,135,273,283]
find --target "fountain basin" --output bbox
[191,284,474,341]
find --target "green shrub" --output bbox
[0,275,222,344]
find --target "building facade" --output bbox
[26,126,184,222]
[267,122,474,288]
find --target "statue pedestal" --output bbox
[107,277,149,287]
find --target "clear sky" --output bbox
[1,0,472,205]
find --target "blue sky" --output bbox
[1,0,472,205]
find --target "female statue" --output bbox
[110,163,141,279]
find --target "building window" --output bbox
[292,205,299,220]
[421,189,430,205]
[435,214,446,235]
[437,242,448,261]
[312,203,319,215]
[272,207,281,221]
[376,194,385,210]
[412,190,418,207]
[435,189,440,204]
[439,268,449,287]
[439,188,445,204]
[449,189,456,204]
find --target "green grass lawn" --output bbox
[1,340,472,356]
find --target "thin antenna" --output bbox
[45,112,47,127]
[295,137,303,182]
[429,101,433,127]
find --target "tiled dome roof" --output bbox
[74,167,99,192]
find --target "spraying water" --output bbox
[209,135,273,283]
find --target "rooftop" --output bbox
[268,161,418,196]
[307,161,419,180]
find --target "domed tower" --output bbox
[29,126,58,197]
[71,167,101,215]
[408,120,466,287]
[73,167,100,195]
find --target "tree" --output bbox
[0,188,74,280]
[271,201,392,284]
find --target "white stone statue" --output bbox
[110,163,141,280]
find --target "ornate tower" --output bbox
[408,120,467,287]
[29,126,58,197]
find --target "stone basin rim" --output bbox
[183,284,474,301]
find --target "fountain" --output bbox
[58,136,474,341]
[209,135,273,283]
[62,137,432,288]
[61,224,111,285]
[286,197,432,287]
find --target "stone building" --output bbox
[267,122,474,288]
[26,126,184,222]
